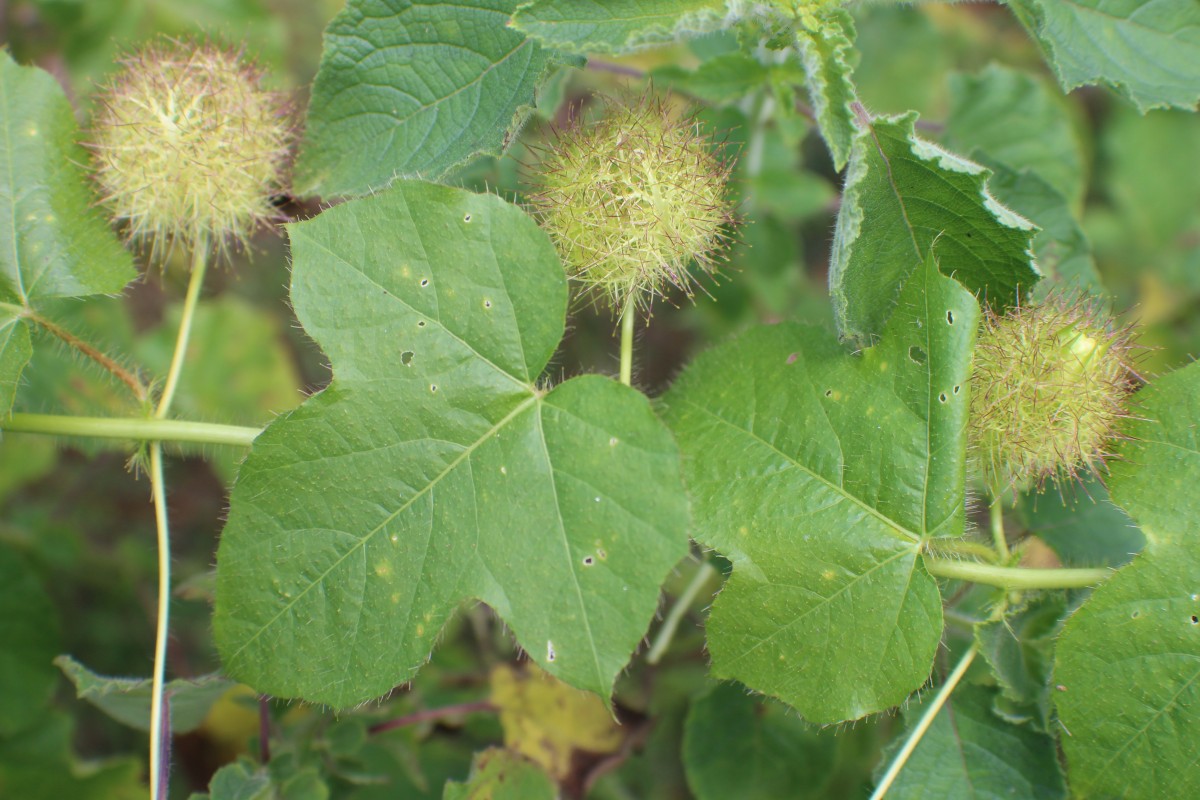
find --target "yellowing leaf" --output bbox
[490,663,622,781]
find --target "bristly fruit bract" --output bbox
[526,94,736,311]
[968,296,1138,493]
[89,39,291,261]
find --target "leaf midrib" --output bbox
[225,392,539,664]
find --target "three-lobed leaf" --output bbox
[662,255,979,723]
[830,113,1038,342]
[294,0,561,198]
[214,181,689,708]
[1005,0,1200,112]
[0,52,135,415]
[1054,361,1200,799]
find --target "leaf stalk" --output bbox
[923,556,1111,590]
[1,413,258,447]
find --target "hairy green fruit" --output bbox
[89,40,291,259]
[968,297,1137,492]
[527,95,735,310]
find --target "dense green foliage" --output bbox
[1,1,1198,798]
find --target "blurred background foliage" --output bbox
[0,1,1196,797]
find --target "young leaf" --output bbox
[443,748,556,800]
[793,8,858,170]
[214,181,689,708]
[0,52,135,415]
[54,655,234,735]
[1005,0,1200,113]
[830,113,1038,342]
[511,0,733,56]
[0,543,60,736]
[878,684,1067,799]
[682,682,844,799]
[974,593,1067,730]
[294,0,561,198]
[1054,361,1200,799]
[661,254,979,723]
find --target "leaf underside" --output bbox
[214,181,689,708]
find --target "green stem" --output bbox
[871,643,978,800]
[148,236,208,800]
[923,556,1111,590]
[25,311,148,402]
[147,443,170,800]
[924,538,998,563]
[619,300,635,387]
[646,561,717,665]
[156,236,209,419]
[989,495,1009,561]
[2,413,258,447]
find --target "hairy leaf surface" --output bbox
[1055,361,1200,799]
[511,0,733,55]
[793,8,857,170]
[294,0,560,197]
[0,52,135,414]
[214,181,688,708]
[1006,0,1200,112]
[830,114,1037,342]
[662,255,978,723]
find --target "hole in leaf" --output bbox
[417,320,426,328]
[420,278,430,287]
[483,299,492,309]
[546,641,556,662]
[1191,615,1198,625]
[582,556,594,566]
[430,384,438,393]
[463,213,472,223]
[400,351,414,366]
[938,392,948,403]
[1132,610,1141,619]
[824,389,833,398]
[908,346,927,365]
[953,385,961,395]
[946,310,955,325]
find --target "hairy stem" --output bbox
[25,311,148,402]
[156,236,209,419]
[924,538,999,563]
[619,300,635,387]
[147,443,171,800]
[368,700,496,736]
[871,643,978,800]
[2,413,258,447]
[646,560,717,665]
[923,556,1111,589]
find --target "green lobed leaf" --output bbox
[661,254,979,723]
[0,51,135,415]
[214,181,689,708]
[199,760,271,800]
[54,655,234,735]
[1054,361,1200,799]
[1005,0,1200,113]
[944,64,1085,207]
[793,8,858,170]
[830,113,1038,343]
[682,682,842,799]
[442,748,556,800]
[878,684,1066,799]
[294,0,561,198]
[0,542,61,736]
[511,0,734,56]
